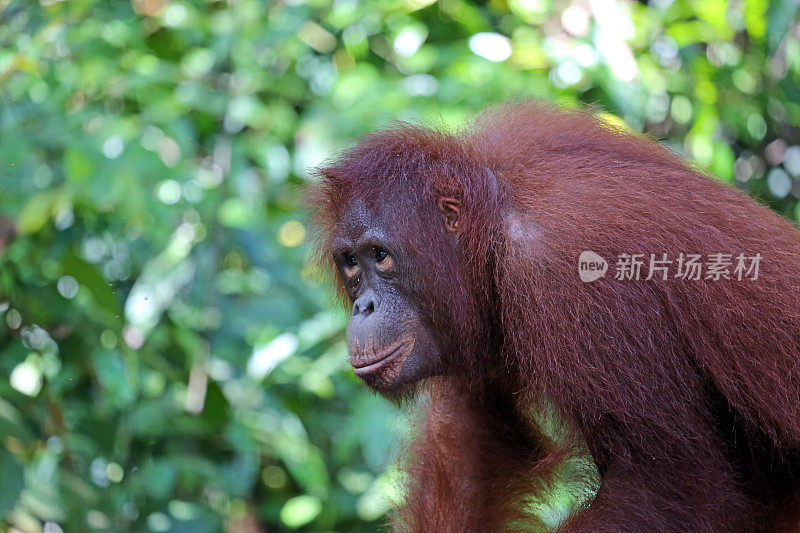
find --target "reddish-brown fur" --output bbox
[310,101,800,532]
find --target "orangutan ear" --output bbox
[437,197,462,234]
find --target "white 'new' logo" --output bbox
[578,251,608,282]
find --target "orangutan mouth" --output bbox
[352,338,414,376]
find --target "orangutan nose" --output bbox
[352,293,376,318]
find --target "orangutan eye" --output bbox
[374,248,388,263]
[345,254,358,267]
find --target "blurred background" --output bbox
[0,0,799,531]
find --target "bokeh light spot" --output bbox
[157,180,182,205]
[394,26,427,57]
[10,359,42,396]
[767,167,791,198]
[57,275,79,299]
[278,220,306,247]
[469,33,513,62]
[670,96,693,124]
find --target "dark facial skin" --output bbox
[331,198,458,393]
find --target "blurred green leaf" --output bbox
[64,146,96,185]
[17,191,57,235]
[280,495,322,529]
[92,349,136,407]
[766,0,800,49]
[61,249,122,321]
[0,448,23,514]
[0,398,32,442]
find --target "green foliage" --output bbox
[0,0,798,531]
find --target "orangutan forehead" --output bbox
[333,197,392,243]
[339,197,372,231]
[329,182,436,251]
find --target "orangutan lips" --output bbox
[351,338,414,376]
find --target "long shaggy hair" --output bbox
[310,101,800,532]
